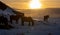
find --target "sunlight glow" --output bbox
[29,0,42,9]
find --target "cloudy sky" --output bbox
[0,0,60,9]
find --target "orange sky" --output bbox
[1,0,60,9]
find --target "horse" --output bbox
[21,16,34,26]
[10,14,24,24]
[0,15,8,25]
[44,15,49,22]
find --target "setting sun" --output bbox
[29,0,42,9]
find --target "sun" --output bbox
[29,0,42,9]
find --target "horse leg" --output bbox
[16,20,18,24]
[10,19,12,24]
[3,18,8,28]
[31,20,34,26]
[28,21,30,26]
[44,17,46,21]
[21,20,24,26]
[21,18,24,26]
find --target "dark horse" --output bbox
[0,15,8,25]
[21,16,34,26]
[44,15,49,22]
[10,14,24,24]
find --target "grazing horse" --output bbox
[44,15,49,22]
[10,14,24,24]
[21,16,34,26]
[0,15,8,25]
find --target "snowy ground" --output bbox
[0,18,60,35]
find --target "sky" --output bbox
[0,0,60,9]
[0,0,60,19]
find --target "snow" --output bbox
[0,18,60,35]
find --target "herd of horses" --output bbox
[0,14,34,26]
[0,14,49,26]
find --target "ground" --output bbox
[0,18,60,35]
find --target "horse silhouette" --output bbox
[10,14,34,26]
[0,15,8,25]
[10,14,24,24]
[21,16,34,26]
[44,15,49,22]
